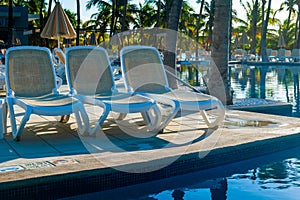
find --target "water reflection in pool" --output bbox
[230,65,300,117]
[178,64,300,117]
[147,157,300,200]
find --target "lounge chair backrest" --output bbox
[65,46,115,95]
[233,49,246,56]
[120,46,170,94]
[6,46,56,97]
[291,49,300,57]
[271,50,278,56]
[278,48,286,57]
[266,49,272,56]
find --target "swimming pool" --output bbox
[230,64,300,117]
[179,63,300,117]
[61,146,300,200]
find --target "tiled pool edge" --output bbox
[1,132,300,199]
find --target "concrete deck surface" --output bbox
[0,104,300,199]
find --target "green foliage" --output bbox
[64,9,77,28]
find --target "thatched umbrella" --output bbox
[41,2,76,48]
[89,31,97,46]
[233,35,240,49]
[239,31,249,49]
[277,34,286,48]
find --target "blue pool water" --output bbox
[230,64,300,117]
[180,63,300,117]
[230,64,299,104]
[63,147,300,200]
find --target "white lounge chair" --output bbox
[5,46,90,141]
[267,49,278,62]
[277,48,287,62]
[65,46,162,134]
[120,45,225,129]
[290,49,300,62]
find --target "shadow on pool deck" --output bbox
[1,108,300,199]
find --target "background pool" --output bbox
[179,64,300,117]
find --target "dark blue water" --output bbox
[63,147,300,200]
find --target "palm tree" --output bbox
[155,0,161,27]
[145,0,172,28]
[250,0,258,54]
[47,0,53,19]
[76,0,80,45]
[209,0,232,105]
[164,0,183,89]
[87,0,136,36]
[40,0,45,46]
[233,0,279,53]
[207,0,215,43]
[276,0,297,46]
[121,0,128,32]
[296,0,300,47]
[133,2,156,28]
[8,0,13,47]
[84,3,111,44]
[86,0,116,36]
[179,1,197,39]
[261,0,272,62]
[235,0,262,53]
[43,0,54,47]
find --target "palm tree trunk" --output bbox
[195,0,205,86]
[294,10,299,48]
[76,0,80,46]
[284,9,292,44]
[209,0,232,105]
[47,0,53,17]
[261,0,266,55]
[164,0,183,89]
[207,0,215,42]
[261,0,272,62]
[8,0,13,47]
[110,0,116,36]
[297,1,300,47]
[155,0,161,27]
[196,0,205,55]
[45,0,53,47]
[121,0,128,32]
[250,0,258,55]
[40,0,44,46]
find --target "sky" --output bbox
[59,0,285,23]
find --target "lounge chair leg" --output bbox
[11,107,32,141]
[200,100,225,128]
[74,103,91,136]
[14,135,21,141]
[7,99,31,140]
[154,98,180,132]
[114,113,127,120]
[59,114,70,123]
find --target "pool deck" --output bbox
[1,102,300,199]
